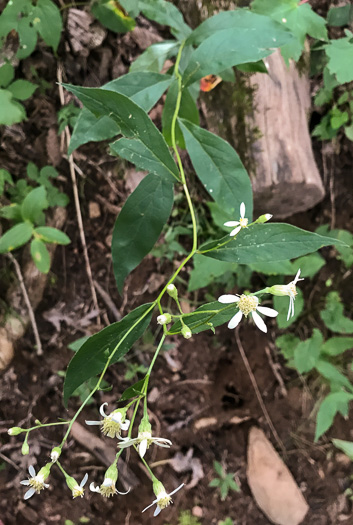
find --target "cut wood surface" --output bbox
[249,49,325,218]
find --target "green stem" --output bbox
[27,421,70,433]
[140,454,157,481]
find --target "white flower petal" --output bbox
[142,499,158,513]
[154,506,162,517]
[28,465,36,477]
[81,473,88,488]
[112,412,123,424]
[218,294,239,304]
[224,221,239,227]
[252,311,267,333]
[99,402,108,418]
[240,202,246,218]
[85,420,101,426]
[230,225,241,237]
[168,483,184,497]
[120,418,130,431]
[44,483,50,488]
[24,487,36,499]
[89,482,101,493]
[256,306,278,318]
[139,439,148,458]
[117,487,130,495]
[118,437,139,448]
[293,269,301,284]
[286,298,293,321]
[102,478,113,487]
[228,310,243,329]
[154,438,172,447]
[20,480,30,485]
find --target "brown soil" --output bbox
[0,2,353,525]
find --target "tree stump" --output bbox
[175,1,325,219]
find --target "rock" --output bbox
[247,427,309,525]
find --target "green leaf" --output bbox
[315,360,353,392]
[0,222,33,253]
[139,0,191,40]
[291,252,325,279]
[249,259,294,276]
[327,5,353,27]
[321,337,353,357]
[0,168,14,195]
[214,461,225,477]
[33,0,62,52]
[63,303,154,405]
[0,63,14,88]
[0,204,22,221]
[0,89,26,125]
[69,72,172,154]
[168,301,236,335]
[118,377,147,402]
[21,186,48,223]
[200,223,341,264]
[34,226,70,245]
[315,225,353,268]
[16,16,38,59]
[188,254,237,292]
[330,107,348,129]
[63,84,179,182]
[209,478,221,487]
[91,0,136,33]
[68,336,90,352]
[293,329,323,374]
[183,11,293,85]
[275,333,300,363]
[315,392,353,441]
[179,119,253,220]
[320,292,353,334]
[332,439,353,460]
[112,173,174,292]
[7,79,37,100]
[251,0,327,62]
[325,36,353,84]
[30,238,50,273]
[130,41,179,73]
[274,288,304,328]
[162,83,199,149]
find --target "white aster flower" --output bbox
[85,403,130,438]
[142,480,184,517]
[218,293,278,333]
[66,473,88,498]
[118,432,172,458]
[20,465,50,500]
[90,477,129,498]
[268,269,304,320]
[224,202,248,237]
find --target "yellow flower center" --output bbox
[29,475,45,493]
[157,492,172,509]
[287,283,297,297]
[101,416,122,438]
[72,485,84,498]
[238,295,258,317]
[239,217,248,228]
[100,482,116,498]
[138,431,153,447]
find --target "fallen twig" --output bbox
[7,253,43,355]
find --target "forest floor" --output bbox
[0,2,353,525]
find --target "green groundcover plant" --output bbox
[4,0,350,519]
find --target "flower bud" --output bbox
[181,325,192,339]
[21,441,30,455]
[38,462,52,481]
[152,479,165,498]
[138,416,152,435]
[166,284,178,300]
[267,284,292,297]
[255,213,272,224]
[157,313,172,326]
[65,475,78,492]
[50,446,61,462]
[104,463,118,484]
[8,426,23,436]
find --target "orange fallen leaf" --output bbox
[200,74,222,92]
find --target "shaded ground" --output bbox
[0,2,353,525]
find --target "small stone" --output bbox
[89,202,100,219]
[192,506,203,518]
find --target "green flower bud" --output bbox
[50,446,62,462]
[65,475,78,492]
[104,463,118,483]
[181,324,192,339]
[8,426,24,436]
[166,284,178,300]
[21,441,30,455]
[152,479,165,498]
[255,213,272,224]
[37,462,52,481]
[157,313,172,326]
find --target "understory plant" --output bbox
[4,0,349,519]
